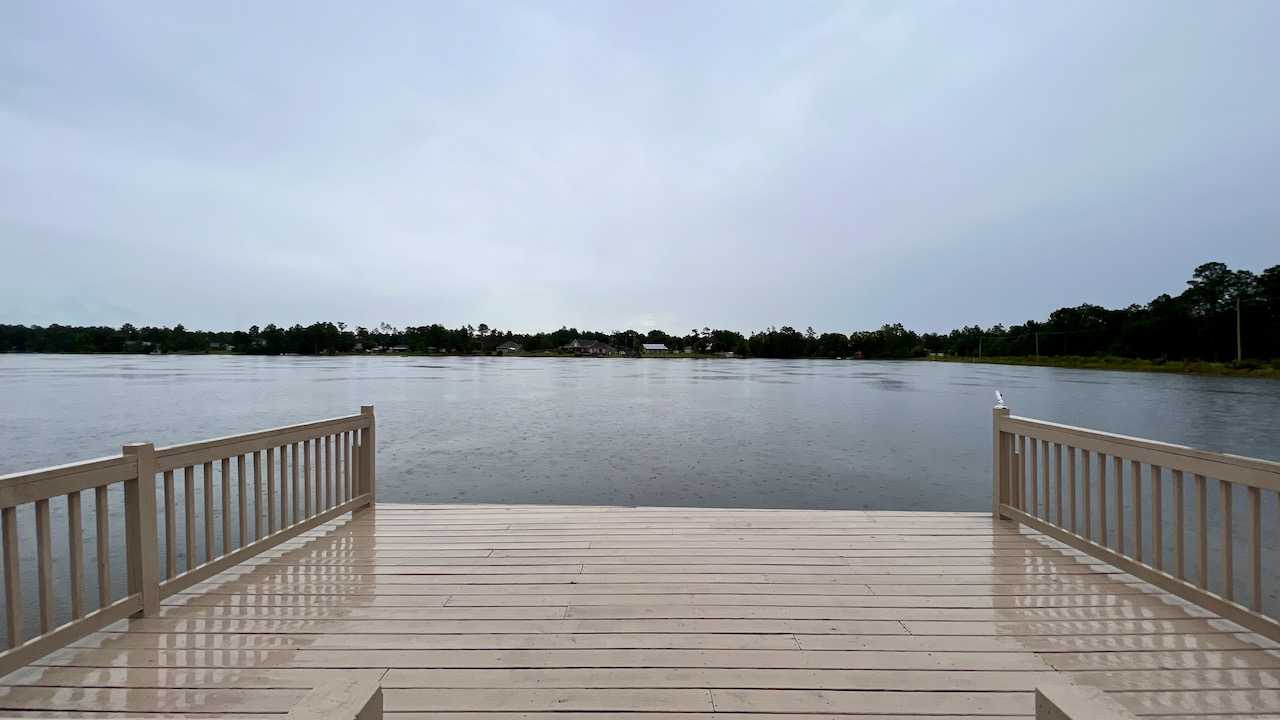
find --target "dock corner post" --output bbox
[122,442,160,616]
[992,401,1011,520]
[360,405,376,509]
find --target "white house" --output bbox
[641,343,669,353]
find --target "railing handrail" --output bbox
[1003,414,1280,492]
[0,405,377,677]
[155,412,370,472]
[0,455,137,510]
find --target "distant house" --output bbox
[640,343,669,353]
[387,345,410,353]
[497,341,523,353]
[562,338,613,356]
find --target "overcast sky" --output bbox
[2,1,1277,334]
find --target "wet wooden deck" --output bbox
[0,503,1277,718]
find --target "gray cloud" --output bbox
[2,0,1277,333]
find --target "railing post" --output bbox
[992,399,1011,519]
[122,443,160,616]
[361,405,376,508]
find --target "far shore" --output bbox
[928,354,1280,379]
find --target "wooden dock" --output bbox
[2,502,1277,718]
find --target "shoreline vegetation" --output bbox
[2,260,1277,367]
[927,354,1280,379]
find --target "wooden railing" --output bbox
[993,401,1280,640]
[0,405,377,675]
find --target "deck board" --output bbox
[0,503,1275,718]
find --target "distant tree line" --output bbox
[2,261,1276,361]
[935,261,1280,364]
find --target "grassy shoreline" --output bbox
[927,354,1280,379]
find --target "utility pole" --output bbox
[978,336,982,358]
[1034,332,1040,358]
[1237,296,1243,363]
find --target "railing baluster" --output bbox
[237,454,248,548]
[309,438,318,513]
[1114,455,1124,554]
[1221,479,1234,601]
[1249,485,1261,611]
[352,432,361,497]
[345,430,355,499]
[1030,439,1038,517]
[1054,443,1063,526]
[279,446,289,529]
[336,434,345,504]
[221,458,232,554]
[316,436,324,510]
[1010,432,1018,510]
[1014,437,1023,510]
[2,506,19,647]
[35,499,53,633]
[163,470,176,579]
[1082,449,1091,541]
[1173,469,1185,580]
[66,491,84,618]
[1151,465,1163,571]
[202,461,214,563]
[316,437,325,510]
[253,451,263,541]
[1041,440,1050,520]
[1067,445,1076,534]
[94,486,110,608]
[1098,452,1108,546]
[304,440,313,519]
[1196,474,1208,588]
[315,438,322,511]
[326,435,335,509]
[291,443,301,525]
[267,448,277,535]
[183,466,195,571]
[1131,460,1143,562]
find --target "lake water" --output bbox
[3,354,1278,508]
[1,354,1278,629]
